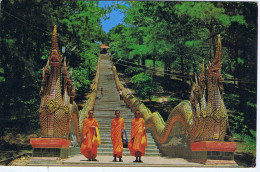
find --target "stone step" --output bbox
[99,132,154,136]
[96,115,133,118]
[95,117,133,121]
[98,121,133,124]
[96,116,133,119]
[98,127,132,131]
[97,148,160,154]
[95,96,122,98]
[99,137,156,143]
[94,100,126,103]
[99,141,157,147]
[94,110,132,114]
[98,128,132,132]
[94,111,133,115]
[96,152,161,156]
[98,144,158,149]
[98,125,133,128]
[99,134,155,139]
[97,117,133,120]
[87,55,161,158]
[99,136,157,142]
[99,132,153,136]
[98,129,131,133]
[98,127,132,130]
[94,114,133,117]
[94,114,134,118]
[97,116,134,119]
[99,137,156,142]
[99,124,133,127]
[95,109,131,111]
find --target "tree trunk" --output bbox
[180,55,185,82]
[141,56,146,69]
[163,60,170,88]
[152,56,156,77]
[88,58,91,78]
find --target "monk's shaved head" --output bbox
[115,110,120,118]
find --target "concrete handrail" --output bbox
[78,56,101,136]
[111,65,184,143]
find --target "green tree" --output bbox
[130,72,157,100]
[0,0,107,134]
[109,1,257,136]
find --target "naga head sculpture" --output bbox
[188,34,228,142]
[208,34,222,80]
[50,25,62,67]
[38,25,72,138]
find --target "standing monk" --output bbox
[128,110,147,162]
[111,110,125,162]
[81,110,101,161]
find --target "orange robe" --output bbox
[128,118,147,156]
[81,117,100,159]
[111,117,125,157]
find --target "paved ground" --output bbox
[62,155,204,167]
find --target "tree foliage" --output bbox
[130,72,157,100]
[108,1,257,135]
[0,0,106,134]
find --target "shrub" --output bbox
[124,67,144,77]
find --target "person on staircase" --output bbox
[81,110,101,161]
[101,87,103,97]
[111,110,125,162]
[128,110,147,163]
[119,89,123,100]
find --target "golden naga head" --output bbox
[208,34,222,79]
[50,25,62,67]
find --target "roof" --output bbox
[100,43,110,49]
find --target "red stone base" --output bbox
[204,160,237,165]
[190,141,237,152]
[190,141,237,165]
[192,159,238,165]
[30,138,71,148]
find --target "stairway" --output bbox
[93,55,160,157]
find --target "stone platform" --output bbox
[23,155,239,167]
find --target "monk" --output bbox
[128,110,147,163]
[81,110,101,161]
[111,110,125,162]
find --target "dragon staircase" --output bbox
[114,35,237,165]
[30,26,80,158]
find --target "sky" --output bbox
[99,1,126,33]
